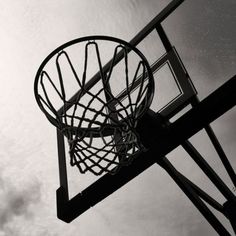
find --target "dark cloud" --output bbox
[0,170,41,233]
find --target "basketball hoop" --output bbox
[34,35,154,175]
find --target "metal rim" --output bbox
[34,35,155,132]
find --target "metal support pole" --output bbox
[223,200,236,233]
[174,168,224,213]
[157,157,231,236]
[191,97,236,187]
[156,24,172,52]
[182,141,235,201]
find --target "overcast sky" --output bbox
[0,0,235,235]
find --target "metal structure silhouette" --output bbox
[34,0,236,235]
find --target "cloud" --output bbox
[0,170,41,234]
